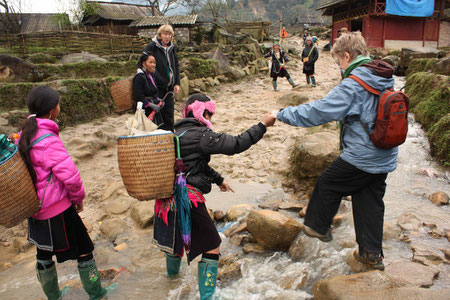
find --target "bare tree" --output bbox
[0,0,21,33]
[147,0,180,16]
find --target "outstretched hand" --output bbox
[219,181,235,193]
[262,112,276,127]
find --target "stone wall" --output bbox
[439,20,450,47]
[137,27,191,42]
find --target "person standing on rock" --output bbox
[264,42,298,91]
[272,32,398,271]
[132,51,164,125]
[144,24,180,131]
[153,93,275,299]
[301,36,319,87]
[17,86,116,299]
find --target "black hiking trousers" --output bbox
[304,157,387,256]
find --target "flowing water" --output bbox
[1,63,449,299]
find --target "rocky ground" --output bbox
[0,37,449,299]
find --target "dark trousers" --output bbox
[158,87,175,132]
[304,157,387,255]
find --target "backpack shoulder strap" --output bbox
[29,133,56,149]
[349,75,381,96]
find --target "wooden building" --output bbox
[130,15,198,42]
[318,0,450,48]
[0,13,69,34]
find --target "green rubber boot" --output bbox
[36,263,70,300]
[198,258,218,300]
[306,76,311,85]
[78,260,117,300]
[287,77,298,88]
[165,253,182,277]
[311,76,316,87]
[272,81,279,91]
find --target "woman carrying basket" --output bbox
[264,42,298,91]
[302,36,319,87]
[153,93,275,299]
[17,86,116,300]
[133,51,164,126]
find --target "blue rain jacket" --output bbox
[277,66,398,174]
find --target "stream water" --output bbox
[1,73,449,299]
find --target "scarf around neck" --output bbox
[343,55,372,79]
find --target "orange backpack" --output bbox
[349,75,409,149]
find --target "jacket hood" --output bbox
[152,36,174,52]
[351,63,395,92]
[361,60,394,79]
[36,118,59,135]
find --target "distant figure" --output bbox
[264,41,298,91]
[338,27,349,37]
[144,24,180,132]
[301,36,319,87]
[279,26,288,42]
[312,35,319,46]
[303,29,309,46]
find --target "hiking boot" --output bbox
[302,225,333,242]
[353,250,385,271]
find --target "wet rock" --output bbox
[385,261,439,288]
[290,132,339,179]
[397,213,421,231]
[247,210,303,250]
[298,205,308,218]
[383,222,401,240]
[214,210,225,222]
[242,243,266,254]
[226,204,254,221]
[314,271,449,300]
[247,234,257,243]
[222,222,241,237]
[101,182,124,201]
[230,234,246,246]
[100,218,128,242]
[98,268,122,281]
[258,189,288,210]
[13,237,32,253]
[411,241,444,265]
[279,272,308,290]
[114,243,128,252]
[61,52,107,64]
[131,200,155,228]
[229,222,248,237]
[288,234,305,261]
[219,253,242,267]
[345,252,372,273]
[332,215,344,227]
[105,196,132,215]
[278,92,309,107]
[428,191,449,206]
[218,257,246,283]
[278,201,305,212]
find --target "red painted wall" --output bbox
[365,16,384,48]
[332,20,349,43]
[384,17,424,40]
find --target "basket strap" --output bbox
[39,172,53,209]
[29,134,56,150]
[174,130,188,159]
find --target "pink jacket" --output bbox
[27,119,85,220]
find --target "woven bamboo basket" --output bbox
[117,132,175,201]
[0,148,40,228]
[110,77,133,112]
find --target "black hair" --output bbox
[18,86,60,183]
[137,51,155,69]
[185,93,211,118]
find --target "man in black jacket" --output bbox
[144,24,180,131]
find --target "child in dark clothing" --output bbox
[301,36,319,87]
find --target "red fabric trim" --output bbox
[54,213,70,252]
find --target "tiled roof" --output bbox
[130,15,198,27]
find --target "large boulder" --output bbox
[224,65,246,80]
[61,53,107,64]
[313,270,448,300]
[105,196,132,215]
[175,76,189,102]
[290,132,340,179]
[398,47,444,76]
[208,47,229,70]
[428,191,449,206]
[247,209,302,250]
[278,92,309,107]
[0,54,37,82]
[100,218,128,242]
[385,262,439,288]
[226,204,254,221]
[434,57,450,76]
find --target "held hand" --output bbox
[271,110,279,119]
[74,204,83,213]
[149,103,161,113]
[219,181,235,193]
[174,85,181,94]
[262,112,276,127]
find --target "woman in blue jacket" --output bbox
[273,32,397,270]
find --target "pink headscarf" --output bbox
[182,100,216,129]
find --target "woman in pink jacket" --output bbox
[18,86,115,300]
